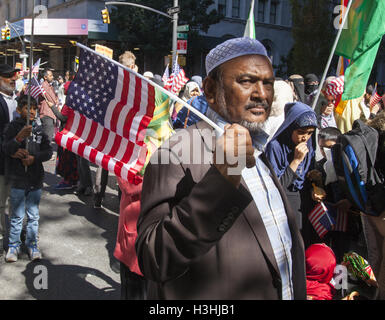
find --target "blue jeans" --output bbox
[9,188,41,248]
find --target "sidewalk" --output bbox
[0,154,121,300]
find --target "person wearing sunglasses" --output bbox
[0,64,20,257]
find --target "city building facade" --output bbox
[0,0,294,77]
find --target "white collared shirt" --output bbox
[206,107,294,300]
[0,91,18,121]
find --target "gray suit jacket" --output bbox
[136,121,306,300]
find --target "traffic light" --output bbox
[1,28,6,40]
[101,8,110,24]
[5,27,10,40]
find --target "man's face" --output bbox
[0,71,18,95]
[291,127,315,145]
[45,71,54,83]
[319,138,336,159]
[209,54,274,133]
[122,58,135,70]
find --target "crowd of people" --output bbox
[0,36,384,301]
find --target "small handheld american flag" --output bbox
[369,83,382,108]
[26,76,46,100]
[325,76,344,98]
[161,64,169,85]
[308,202,335,238]
[165,56,189,94]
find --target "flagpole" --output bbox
[311,0,353,110]
[76,43,223,133]
[27,5,36,128]
[25,1,36,171]
[244,0,255,38]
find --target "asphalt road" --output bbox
[0,151,121,300]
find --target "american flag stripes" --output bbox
[26,76,46,100]
[55,47,156,184]
[308,202,335,238]
[165,57,189,94]
[370,84,382,108]
[325,76,344,98]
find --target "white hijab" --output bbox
[182,82,201,102]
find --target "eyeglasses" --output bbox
[0,71,18,79]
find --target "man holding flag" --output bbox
[136,37,306,300]
[0,63,20,256]
[38,68,59,143]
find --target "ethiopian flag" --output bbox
[335,0,385,101]
[139,88,174,175]
[244,0,256,39]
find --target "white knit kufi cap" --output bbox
[205,37,269,75]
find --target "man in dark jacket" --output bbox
[3,95,52,262]
[0,64,19,256]
[136,38,306,300]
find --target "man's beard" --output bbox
[0,81,15,95]
[216,87,269,134]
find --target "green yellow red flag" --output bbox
[335,0,385,100]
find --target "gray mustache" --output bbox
[246,102,269,110]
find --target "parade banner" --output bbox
[95,44,113,59]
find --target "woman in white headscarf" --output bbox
[172,81,202,119]
[264,79,294,141]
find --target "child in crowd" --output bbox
[3,95,52,262]
[304,127,358,262]
[306,243,337,300]
[318,94,337,129]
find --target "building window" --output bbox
[232,0,240,18]
[270,2,277,24]
[218,0,227,16]
[258,1,265,23]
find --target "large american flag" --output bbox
[55,46,156,184]
[165,57,189,94]
[308,202,335,238]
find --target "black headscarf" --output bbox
[288,75,306,103]
[304,74,319,95]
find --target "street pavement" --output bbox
[0,151,121,300]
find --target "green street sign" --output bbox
[177,32,188,39]
[177,25,189,32]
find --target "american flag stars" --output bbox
[56,45,156,184]
[66,50,118,126]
